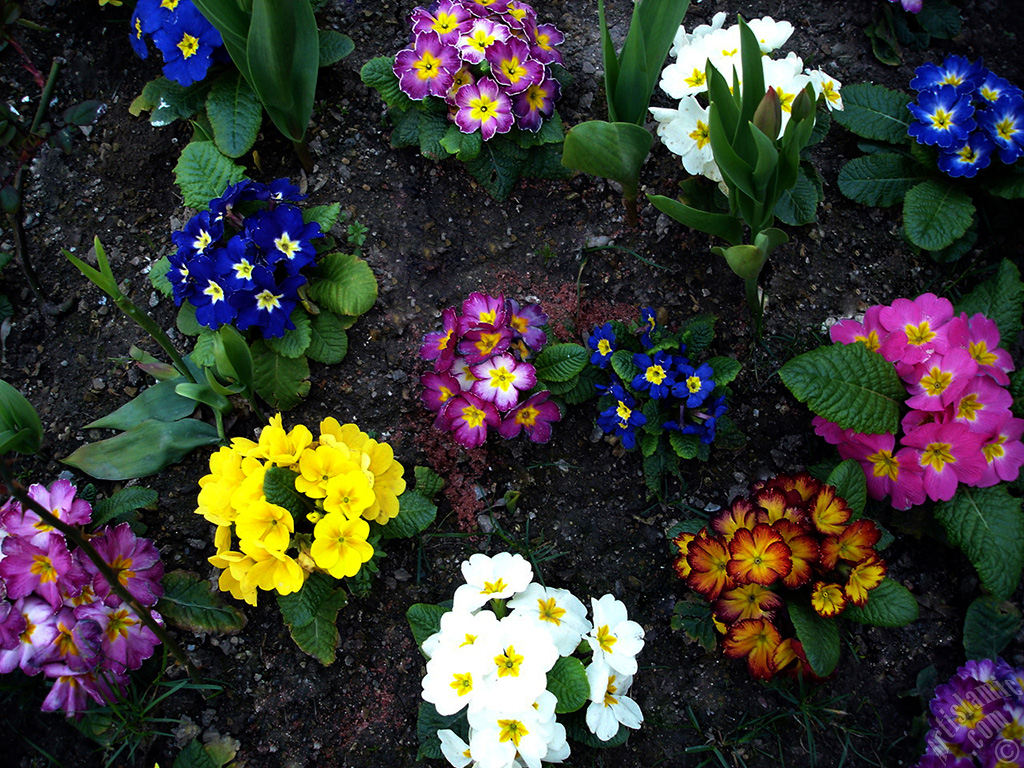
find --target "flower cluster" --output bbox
[393,0,564,139]
[0,480,164,716]
[129,0,225,87]
[650,13,843,183]
[916,658,1024,767]
[673,473,886,681]
[908,55,1024,178]
[419,552,645,767]
[167,179,322,339]
[588,309,728,450]
[820,293,1023,509]
[419,292,560,448]
[195,415,406,605]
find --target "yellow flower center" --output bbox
[969,340,998,366]
[645,365,666,385]
[983,436,1007,463]
[515,405,539,427]
[996,118,1018,141]
[255,289,282,311]
[603,675,619,707]
[30,554,58,583]
[204,280,224,302]
[537,597,566,625]
[275,233,300,258]
[431,12,458,34]
[494,645,525,678]
[595,624,617,654]
[498,718,529,747]
[868,449,900,481]
[615,402,632,421]
[686,375,703,394]
[920,441,956,472]
[488,366,516,391]
[597,339,612,355]
[957,393,983,421]
[689,120,710,149]
[481,577,507,595]
[415,51,441,80]
[921,366,953,396]
[931,109,952,130]
[450,672,473,696]
[233,259,254,281]
[905,321,936,346]
[856,330,881,352]
[177,33,200,59]
[462,404,486,429]
[684,69,706,89]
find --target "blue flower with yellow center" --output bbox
[639,307,657,347]
[938,131,996,178]
[977,95,1024,164]
[910,55,985,95]
[672,362,715,408]
[908,85,976,149]
[631,351,676,399]
[187,257,237,329]
[596,383,646,449]
[976,72,1022,105]
[587,323,616,367]
[151,2,223,87]
[231,267,306,339]
[249,205,322,272]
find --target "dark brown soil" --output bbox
[2,0,1023,766]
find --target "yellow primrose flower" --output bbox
[195,446,247,525]
[230,457,269,512]
[214,524,233,553]
[322,469,375,518]
[295,443,361,499]
[257,414,313,466]
[209,548,259,605]
[229,435,261,457]
[239,539,306,595]
[234,499,294,552]
[311,513,374,579]
[319,418,406,523]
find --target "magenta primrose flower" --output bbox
[903,421,986,501]
[905,349,978,411]
[0,596,60,675]
[421,371,463,413]
[526,21,564,64]
[498,390,561,443]
[77,601,162,674]
[1,535,85,611]
[456,17,509,64]
[471,354,537,410]
[457,323,513,364]
[420,307,459,371]
[879,293,956,372]
[486,38,543,95]
[966,313,1014,384]
[499,0,535,31]
[953,376,1014,434]
[838,431,926,511]
[394,32,460,100]
[442,392,501,448]
[460,291,508,331]
[455,76,514,140]
[513,75,561,132]
[506,298,547,349]
[979,417,1024,486]
[83,523,165,608]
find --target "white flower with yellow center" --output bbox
[438,729,474,768]
[468,691,560,768]
[422,640,491,716]
[669,11,727,57]
[586,595,645,677]
[747,16,794,53]
[585,660,643,741]
[807,69,844,111]
[422,609,499,660]
[454,552,534,612]
[652,96,722,182]
[660,35,715,99]
[474,615,558,708]
[507,582,592,656]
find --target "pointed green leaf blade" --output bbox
[562,121,652,199]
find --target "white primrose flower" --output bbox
[702,25,745,86]
[654,96,722,182]
[669,11,727,57]
[423,609,499,660]
[586,594,645,677]
[763,53,811,134]
[473,614,559,708]
[438,729,474,768]
[660,35,715,99]
[422,640,491,716]
[468,691,561,768]
[453,552,534,613]
[585,660,644,742]
[747,16,795,53]
[807,69,844,111]
[507,582,592,656]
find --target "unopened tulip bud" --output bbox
[790,87,815,123]
[753,87,782,139]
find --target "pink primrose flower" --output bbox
[456,18,509,65]
[394,32,460,100]
[506,298,548,350]
[77,601,162,674]
[421,307,460,371]
[903,421,986,501]
[421,371,464,413]
[485,38,544,95]
[952,376,1014,434]
[498,390,561,443]
[812,416,847,446]
[0,596,60,675]
[499,0,536,31]
[441,392,500,448]
[839,432,926,510]
[905,349,978,411]
[445,65,476,105]
[1,535,86,610]
[83,523,165,608]
[512,75,561,132]
[460,292,508,331]
[410,1,472,42]
[526,21,564,64]
[456,324,513,364]
[977,416,1024,486]
[0,598,27,651]
[454,77,515,140]
[3,480,92,547]
[52,606,102,673]
[829,305,906,363]
[40,666,110,715]
[965,313,1015,384]
[879,293,955,371]
[470,354,537,411]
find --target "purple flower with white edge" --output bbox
[0,599,26,651]
[910,56,986,95]
[421,306,460,371]
[420,371,463,413]
[394,32,460,101]
[513,75,561,132]
[672,362,716,408]
[464,0,504,17]
[507,299,547,349]
[498,390,561,443]
[0,596,60,675]
[460,291,508,331]
[977,95,1024,164]
[249,204,321,271]
[526,20,564,64]
[454,77,514,140]
[410,1,472,42]
[450,356,479,390]
[40,666,110,715]
[441,392,500,449]
[632,351,676,400]
[231,266,303,339]
[486,38,544,95]
[456,17,509,65]
[51,607,102,673]
[2,480,92,547]
[588,323,616,368]
[187,256,237,329]
[888,0,922,12]
[908,85,976,149]
[499,0,535,31]
[470,354,536,411]
[938,130,997,178]
[83,523,165,608]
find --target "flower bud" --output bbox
[790,87,815,123]
[753,87,782,139]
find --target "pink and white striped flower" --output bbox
[471,354,536,411]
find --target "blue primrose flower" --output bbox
[977,72,1023,105]
[596,384,647,449]
[977,95,1024,164]
[216,236,259,292]
[248,205,322,272]
[210,180,272,224]
[187,256,237,329]
[672,362,716,408]
[631,351,676,399]
[938,131,997,178]
[910,55,985,95]
[231,266,305,339]
[588,323,616,368]
[129,0,163,59]
[639,307,657,348]
[908,85,976,149]
[267,179,306,203]
[166,248,197,306]
[171,210,223,261]
[151,2,223,87]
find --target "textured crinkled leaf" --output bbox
[407,603,448,650]
[206,72,262,158]
[174,141,247,210]
[149,256,173,298]
[191,331,218,368]
[276,572,348,665]
[520,142,573,180]
[464,136,528,201]
[413,465,445,502]
[62,419,221,480]
[669,430,699,460]
[917,0,962,38]
[779,343,904,434]
[360,56,413,109]
[964,596,1022,661]
[158,570,247,635]
[680,316,716,356]
[844,577,919,627]
[903,179,974,251]
[251,340,311,411]
[303,203,342,234]
[176,302,203,336]
[706,356,741,388]
[417,702,468,761]
[440,125,483,161]
[827,459,867,517]
[263,466,310,519]
[85,379,196,429]
[610,349,642,388]
[305,311,348,365]
[838,153,928,207]
[379,490,436,540]
[956,259,1023,342]
[91,486,159,528]
[418,110,452,161]
[390,106,421,148]
[774,162,822,226]
[984,168,1024,200]
[560,366,604,406]
[787,600,840,677]
[930,222,978,263]
[131,77,209,126]
[1012,369,1024,420]
[308,252,378,317]
[534,343,588,383]
[832,83,912,144]
[319,30,354,67]
[265,309,312,358]
[933,485,1024,600]
[671,598,717,652]
[546,655,589,714]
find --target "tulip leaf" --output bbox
[0,379,43,455]
[277,572,348,665]
[158,570,247,635]
[844,578,919,627]
[562,121,652,199]
[206,71,262,158]
[787,600,840,677]
[648,194,743,247]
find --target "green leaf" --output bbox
[379,490,437,540]
[246,0,320,142]
[779,342,905,434]
[276,572,348,665]
[669,430,699,460]
[157,570,247,635]
[984,167,1024,200]
[176,302,204,336]
[647,194,744,247]
[265,309,312,358]
[963,596,1022,661]
[0,380,43,455]
[520,142,573,181]
[413,465,445,502]
[263,466,310,519]
[417,109,453,161]
[671,598,717,652]
[546,656,589,714]
[826,459,867,517]
[91,486,159,528]
[131,77,209,127]
[62,419,221,480]
[174,141,247,211]
[319,30,354,67]
[774,162,822,226]
[149,256,173,298]
[558,366,604,406]
[832,83,912,144]
[305,311,349,365]
[903,179,975,252]
[440,125,483,161]
[360,56,412,110]
[787,600,840,677]
[407,603,447,650]
[837,153,928,208]
[251,339,311,411]
[533,343,588,383]
[917,0,962,39]
[191,331,218,368]
[303,203,342,233]
[464,135,529,201]
[680,316,717,356]
[191,0,252,83]
[173,739,220,768]
[206,71,262,158]
[610,349,641,388]
[933,485,1024,600]
[705,356,741,388]
[416,702,468,761]
[638,430,658,457]
[844,577,919,627]
[308,252,378,317]
[562,121,652,199]
[956,259,1023,343]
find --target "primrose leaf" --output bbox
[832,83,912,144]
[779,342,904,434]
[303,203,342,233]
[157,570,247,635]
[276,572,348,665]
[417,109,451,161]
[534,343,588,383]
[379,490,437,540]
[984,166,1024,200]
[91,486,159,528]
[838,153,929,207]
[360,56,413,109]
[176,302,203,336]
[521,142,573,181]
[903,179,975,252]
[933,485,1024,600]
[319,30,354,67]
[265,309,312,359]
[705,356,741,388]
[563,710,631,748]
[440,125,483,161]
[407,603,448,651]
[963,596,1022,661]
[149,256,173,298]
[172,739,221,768]
[669,430,699,460]
[826,459,867,517]
[774,162,822,226]
[955,259,1023,343]
[305,311,349,365]
[610,349,641,387]
[132,77,209,126]
[558,366,604,406]
[547,656,589,714]
[251,340,311,411]
[844,577,919,627]
[308,252,378,317]
[206,71,262,158]
[417,702,469,761]
[671,598,717,652]
[787,600,840,677]
[263,466,310,519]
[464,135,529,201]
[174,141,247,211]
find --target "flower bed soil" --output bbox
[2,0,1023,766]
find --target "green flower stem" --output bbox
[0,462,199,681]
[490,598,507,619]
[30,59,60,135]
[623,194,639,228]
